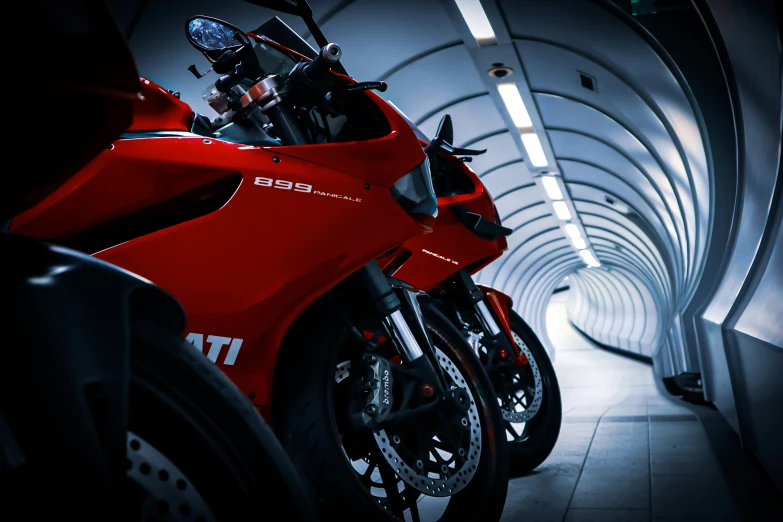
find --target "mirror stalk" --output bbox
[188,64,209,79]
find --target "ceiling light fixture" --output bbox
[496,83,532,127]
[540,175,563,200]
[552,201,571,220]
[579,249,600,267]
[572,236,587,249]
[454,0,497,45]
[521,132,548,167]
[564,223,581,238]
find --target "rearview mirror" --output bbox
[435,114,454,145]
[186,16,247,52]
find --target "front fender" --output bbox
[2,234,186,335]
[1,234,186,501]
[477,284,515,341]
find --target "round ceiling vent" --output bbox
[488,64,513,78]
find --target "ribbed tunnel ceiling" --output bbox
[121,0,713,374]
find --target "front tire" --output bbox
[127,319,316,521]
[503,311,562,476]
[273,301,509,521]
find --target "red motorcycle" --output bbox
[11,1,508,520]
[379,115,562,476]
[5,1,315,520]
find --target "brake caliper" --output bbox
[348,353,394,430]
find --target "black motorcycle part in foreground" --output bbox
[0,235,316,521]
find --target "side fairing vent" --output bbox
[64,173,242,254]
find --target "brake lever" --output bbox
[440,141,486,156]
[345,81,388,93]
[423,137,486,156]
[323,81,387,110]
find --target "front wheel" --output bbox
[498,311,562,476]
[274,301,509,522]
[127,319,316,521]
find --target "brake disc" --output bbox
[126,432,214,521]
[502,331,543,423]
[335,347,482,497]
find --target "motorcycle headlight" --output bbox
[391,156,438,220]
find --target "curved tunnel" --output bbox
[108,0,782,492]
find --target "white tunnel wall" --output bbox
[566,269,660,357]
[470,0,709,373]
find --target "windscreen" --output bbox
[253,41,298,76]
[387,100,430,142]
[252,17,318,59]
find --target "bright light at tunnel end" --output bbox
[454,0,497,45]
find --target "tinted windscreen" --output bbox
[253,41,297,76]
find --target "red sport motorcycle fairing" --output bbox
[378,115,563,476]
[12,4,509,520]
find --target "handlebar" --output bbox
[303,43,342,81]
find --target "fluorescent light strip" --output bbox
[552,201,571,220]
[564,223,581,238]
[521,132,548,167]
[579,249,601,267]
[572,236,587,249]
[454,0,496,44]
[540,175,563,200]
[496,83,532,128]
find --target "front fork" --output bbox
[358,262,449,394]
[350,263,470,430]
[451,270,527,367]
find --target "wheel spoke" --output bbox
[377,453,405,519]
[429,448,449,466]
[360,459,377,488]
[405,484,421,522]
[434,426,462,452]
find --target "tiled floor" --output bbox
[501,292,744,522]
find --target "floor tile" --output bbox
[570,468,650,509]
[533,454,585,476]
[501,473,578,522]
[565,508,651,521]
[583,455,649,472]
[651,518,740,521]
[500,295,750,522]
[651,473,741,519]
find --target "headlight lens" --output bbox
[391,156,438,219]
